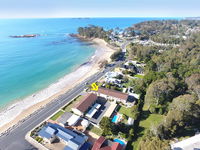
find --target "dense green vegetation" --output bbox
[77,25,123,61]
[118,105,140,120]
[99,116,135,142]
[132,20,200,44]
[126,20,200,150]
[77,20,200,150]
[110,50,123,61]
[100,117,114,136]
[77,25,111,42]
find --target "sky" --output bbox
[0,0,199,18]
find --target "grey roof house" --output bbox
[38,123,88,150]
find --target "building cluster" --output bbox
[33,85,131,150]
[29,60,146,150]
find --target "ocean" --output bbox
[0,18,176,126]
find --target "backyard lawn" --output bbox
[87,124,103,136]
[134,74,144,79]
[132,110,164,150]
[118,106,133,118]
[139,113,164,130]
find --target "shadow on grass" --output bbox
[136,126,145,138]
[139,110,150,121]
[126,140,134,150]
[175,126,196,138]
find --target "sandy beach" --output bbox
[0,38,115,134]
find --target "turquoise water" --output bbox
[0,18,176,108]
[114,139,126,146]
[112,115,119,123]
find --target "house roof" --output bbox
[79,142,92,150]
[92,136,106,150]
[111,143,123,150]
[57,112,73,125]
[38,123,87,149]
[86,107,98,118]
[98,87,128,101]
[92,136,123,150]
[56,128,73,141]
[74,93,97,113]
[38,126,56,139]
[67,114,80,126]
[103,102,117,118]
[127,117,134,125]
[67,140,80,150]
[171,133,200,150]
[64,146,74,150]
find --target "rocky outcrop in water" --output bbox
[10,34,39,38]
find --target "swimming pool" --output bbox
[114,139,125,146]
[112,115,119,123]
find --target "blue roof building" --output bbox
[38,123,88,150]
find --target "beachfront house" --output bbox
[38,123,88,150]
[105,77,122,85]
[57,112,80,127]
[71,93,98,116]
[97,87,129,103]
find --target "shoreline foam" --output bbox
[0,38,115,134]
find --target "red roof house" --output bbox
[92,136,123,150]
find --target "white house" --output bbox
[171,133,200,150]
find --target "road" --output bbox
[0,61,122,150]
[121,41,130,53]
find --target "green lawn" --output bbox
[50,95,83,121]
[118,106,133,118]
[87,124,103,136]
[140,113,164,130]
[62,95,83,112]
[132,111,164,150]
[50,110,65,121]
[134,74,144,79]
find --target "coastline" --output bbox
[0,38,115,134]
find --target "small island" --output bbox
[10,34,39,38]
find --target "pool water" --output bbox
[112,115,119,123]
[114,139,125,146]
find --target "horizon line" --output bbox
[0,16,189,19]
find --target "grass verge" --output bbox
[50,110,65,121]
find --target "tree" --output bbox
[185,73,200,99]
[127,128,134,141]
[138,136,170,150]
[77,25,110,41]
[99,60,108,68]
[116,74,123,79]
[130,104,140,119]
[152,94,200,139]
[99,117,113,135]
[110,50,122,61]
[144,78,177,111]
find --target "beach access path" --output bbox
[0,61,122,150]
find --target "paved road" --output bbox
[0,61,122,150]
